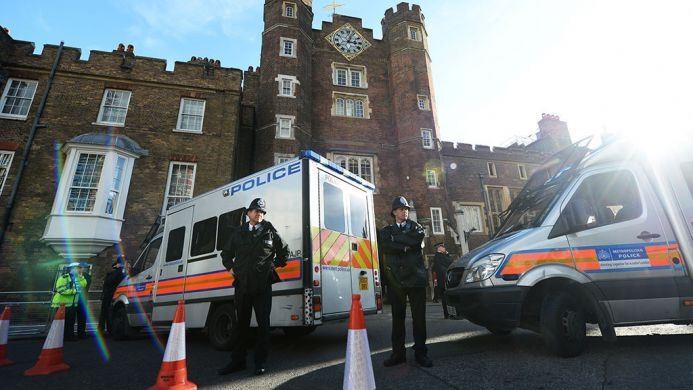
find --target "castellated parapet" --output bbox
[4,39,242,92]
[383,2,425,25]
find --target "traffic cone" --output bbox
[24,304,70,376]
[343,294,375,390]
[0,306,13,366]
[148,300,197,390]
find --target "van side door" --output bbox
[122,237,162,327]
[560,167,679,324]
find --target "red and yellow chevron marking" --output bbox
[311,226,375,269]
[646,244,676,267]
[500,250,573,276]
[573,249,600,271]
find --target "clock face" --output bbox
[326,23,371,61]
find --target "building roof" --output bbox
[68,133,149,157]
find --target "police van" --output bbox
[445,136,693,356]
[111,151,382,349]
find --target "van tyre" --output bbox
[208,303,236,350]
[110,304,133,340]
[540,291,586,357]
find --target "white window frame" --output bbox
[332,92,370,119]
[487,162,497,177]
[283,1,297,18]
[456,202,486,234]
[332,63,367,88]
[333,154,375,184]
[162,162,196,213]
[430,207,444,235]
[174,98,206,133]
[275,114,295,139]
[518,164,528,180]
[0,78,38,120]
[65,152,106,213]
[95,89,131,126]
[409,26,422,41]
[421,128,433,149]
[275,74,299,98]
[426,169,438,188]
[104,156,127,215]
[0,151,15,196]
[417,94,430,110]
[274,153,294,165]
[280,37,297,58]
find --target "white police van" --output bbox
[111,151,382,349]
[446,136,693,356]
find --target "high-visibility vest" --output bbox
[51,274,87,308]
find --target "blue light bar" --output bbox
[299,150,376,191]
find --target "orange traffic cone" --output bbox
[343,294,375,390]
[0,306,13,366]
[149,300,197,390]
[24,304,70,376]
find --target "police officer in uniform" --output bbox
[52,262,87,341]
[432,243,453,318]
[218,198,289,376]
[378,196,433,367]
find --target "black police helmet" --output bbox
[247,198,267,214]
[391,196,411,216]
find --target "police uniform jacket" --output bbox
[378,219,427,288]
[432,251,452,288]
[220,220,289,295]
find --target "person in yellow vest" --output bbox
[51,262,87,341]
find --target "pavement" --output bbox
[2,303,693,389]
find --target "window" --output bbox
[0,151,14,196]
[165,227,186,262]
[431,207,444,235]
[323,182,346,233]
[562,170,642,232]
[133,237,162,274]
[280,37,297,58]
[66,153,105,212]
[487,162,497,177]
[191,217,218,257]
[334,154,374,183]
[518,164,527,180]
[421,129,433,149]
[333,65,366,88]
[0,78,38,119]
[275,75,299,97]
[349,194,369,238]
[417,95,430,110]
[458,204,484,234]
[426,169,438,187]
[275,115,294,139]
[409,26,421,41]
[163,162,196,212]
[487,186,504,229]
[216,208,246,250]
[274,153,294,165]
[105,156,126,215]
[175,98,205,132]
[283,1,296,18]
[332,94,368,118]
[96,89,131,126]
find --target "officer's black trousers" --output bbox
[231,285,272,367]
[77,300,87,337]
[389,285,427,357]
[64,306,77,340]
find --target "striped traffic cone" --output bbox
[343,294,375,390]
[149,300,197,390]
[24,304,70,376]
[0,306,13,366]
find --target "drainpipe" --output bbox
[0,42,64,251]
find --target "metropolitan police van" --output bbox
[110,151,382,349]
[445,136,693,356]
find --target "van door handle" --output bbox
[636,231,661,240]
[145,275,153,280]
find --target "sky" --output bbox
[3,0,692,147]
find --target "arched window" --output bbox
[336,98,345,116]
[346,99,354,117]
[354,100,364,118]
[360,158,372,182]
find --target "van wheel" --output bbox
[282,325,317,338]
[208,303,235,351]
[110,304,132,340]
[540,291,586,357]
[486,327,513,336]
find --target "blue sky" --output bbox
[4,0,692,146]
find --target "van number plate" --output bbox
[358,276,368,290]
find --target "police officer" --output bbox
[98,257,127,335]
[432,243,453,318]
[51,262,87,341]
[378,196,433,367]
[218,198,289,376]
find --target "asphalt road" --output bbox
[3,303,693,389]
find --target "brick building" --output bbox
[0,1,571,293]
